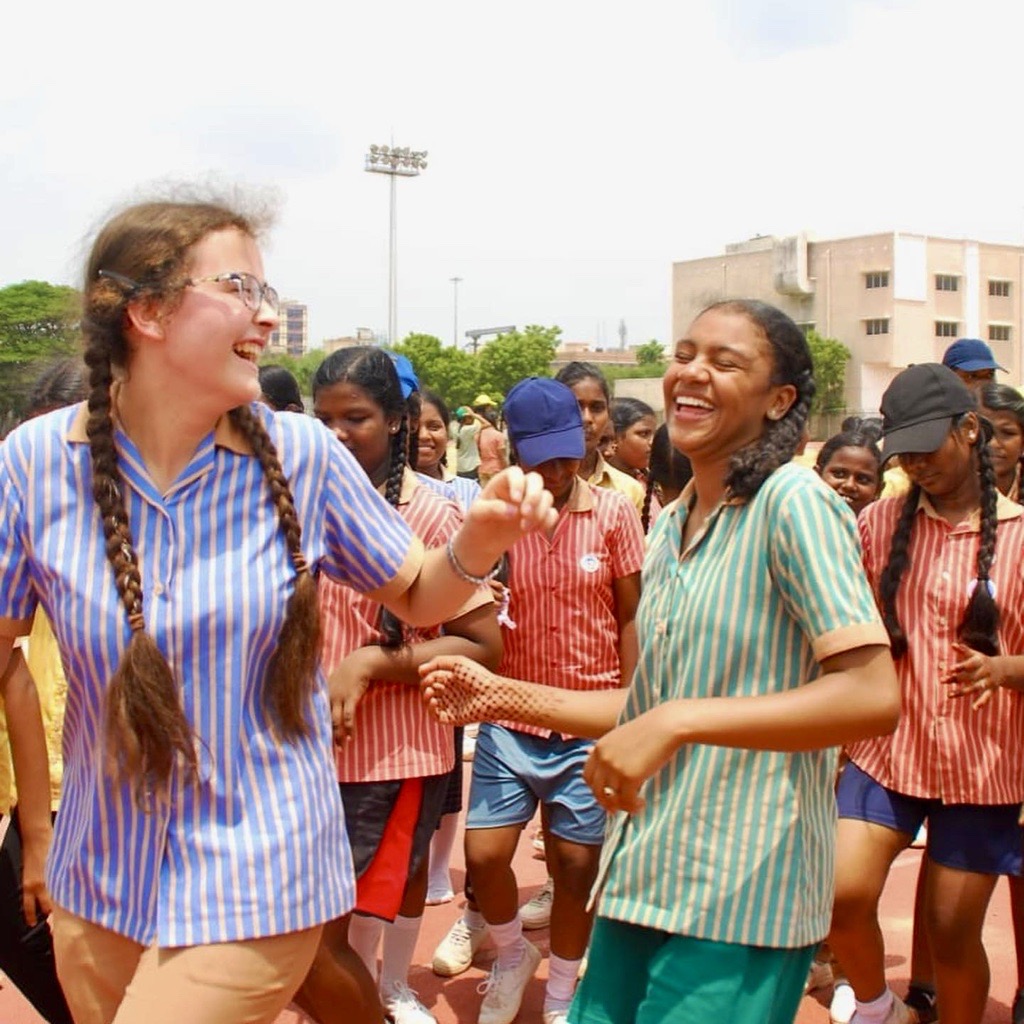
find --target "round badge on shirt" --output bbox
[579,553,601,573]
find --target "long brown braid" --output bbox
[81,197,317,800]
[228,404,321,732]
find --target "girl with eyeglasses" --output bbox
[0,196,554,1024]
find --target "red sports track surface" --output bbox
[2,815,1017,1023]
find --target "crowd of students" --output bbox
[0,194,1023,1024]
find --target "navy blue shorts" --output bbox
[837,761,1024,876]
[467,723,606,846]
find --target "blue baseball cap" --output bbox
[503,378,585,467]
[941,338,1006,373]
[385,351,419,398]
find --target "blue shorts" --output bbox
[467,723,606,846]
[837,761,1024,876]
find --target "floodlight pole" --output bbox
[365,143,428,345]
[450,277,462,348]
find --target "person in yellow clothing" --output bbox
[0,358,85,1024]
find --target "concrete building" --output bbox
[322,328,377,355]
[268,300,309,358]
[673,233,1024,416]
[552,341,639,368]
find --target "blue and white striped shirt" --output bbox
[0,402,422,946]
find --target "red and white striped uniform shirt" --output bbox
[848,491,1024,804]
[499,477,645,738]
[323,469,492,782]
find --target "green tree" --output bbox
[634,339,665,366]
[805,328,851,414]
[0,280,81,424]
[476,325,560,398]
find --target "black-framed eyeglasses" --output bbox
[187,272,280,314]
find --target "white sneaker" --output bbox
[432,917,488,977]
[542,1011,570,1024]
[382,981,436,1024]
[520,878,554,930]
[477,941,542,1024]
[805,958,834,992]
[830,982,856,1024]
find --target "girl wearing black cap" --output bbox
[829,363,1024,1024]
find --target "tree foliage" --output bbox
[634,339,665,366]
[391,334,479,407]
[805,328,851,414]
[0,280,82,427]
[475,325,559,398]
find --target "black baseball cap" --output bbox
[880,364,976,460]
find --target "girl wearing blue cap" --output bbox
[433,377,645,1024]
[422,301,898,1024]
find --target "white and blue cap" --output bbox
[503,377,585,467]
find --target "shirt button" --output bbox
[152,582,165,596]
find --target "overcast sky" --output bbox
[3,0,1022,351]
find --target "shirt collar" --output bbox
[64,390,254,455]
[564,475,594,513]
[917,488,1023,527]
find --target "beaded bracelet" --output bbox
[446,537,502,585]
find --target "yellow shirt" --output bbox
[588,452,646,517]
[0,610,66,813]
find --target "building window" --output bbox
[935,274,959,292]
[865,318,890,336]
[989,324,1011,342]
[989,280,1011,297]
[935,320,959,338]
[865,271,889,289]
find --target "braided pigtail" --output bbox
[959,435,1001,655]
[378,415,410,649]
[641,473,655,533]
[878,484,921,659]
[228,405,320,735]
[727,373,815,500]
[84,345,198,797]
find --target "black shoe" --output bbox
[904,985,938,1024]
[1012,986,1024,1024]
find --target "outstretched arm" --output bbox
[381,468,555,627]
[419,655,628,739]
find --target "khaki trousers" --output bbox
[51,905,322,1024]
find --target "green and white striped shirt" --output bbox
[595,463,887,948]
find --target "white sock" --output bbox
[489,916,525,969]
[348,914,384,978]
[427,813,460,895]
[544,954,580,1012]
[464,907,487,930]
[854,987,894,1024]
[380,914,423,995]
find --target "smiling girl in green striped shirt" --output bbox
[421,300,900,1024]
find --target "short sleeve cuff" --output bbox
[811,622,890,663]
[363,536,425,605]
